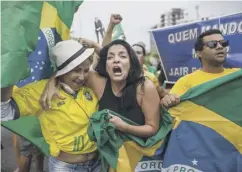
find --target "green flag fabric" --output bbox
[112,24,126,41]
[1,1,82,88]
[87,109,173,172]
[2,116,49,156]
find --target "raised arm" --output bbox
[79,38,102,56]
[79,38,102,69]
[102,14,122,47]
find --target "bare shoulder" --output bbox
[136,78,158,105]
[87,70,106,99]
[137,78,157,95]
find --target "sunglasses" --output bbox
[203,40,229,49]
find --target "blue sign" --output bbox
[152,13,242,82]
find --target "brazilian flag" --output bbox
[161,69,242,172]
[1,1,83,87]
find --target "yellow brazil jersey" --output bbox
[12,79,98,157]
[144,70,160,89]
[170,68,240,96]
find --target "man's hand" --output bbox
[109,14,123,27]
[160,94,180,108]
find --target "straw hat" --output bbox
[50,40,94,77]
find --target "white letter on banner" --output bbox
[192,49,198,59]
[175,32,182,43]
[183,30,189,41]
[182,30,189,41]
[228,22,237,35]
[201,25,211,33]
[183,67,189,75]
[190,28,198,40]
[168,34,175,43]
[238,21,242,33]
[219,23,228,35]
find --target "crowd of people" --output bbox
[1,12,239,172]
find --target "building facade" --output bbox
[150,8,187,53]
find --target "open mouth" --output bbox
[112,66,122,76]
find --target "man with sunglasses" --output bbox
[161,29,240,107]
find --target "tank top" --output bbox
[99,79,145,125]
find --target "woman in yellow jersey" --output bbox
[1,40,101,172]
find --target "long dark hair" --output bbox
[95,39,144,88]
